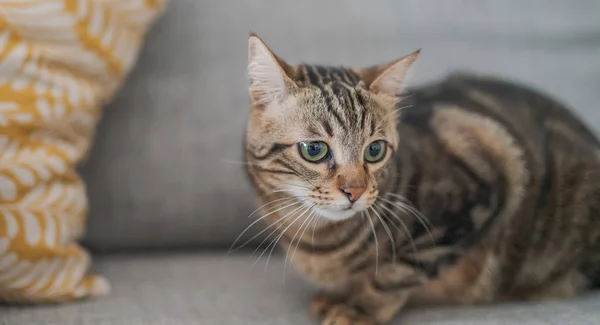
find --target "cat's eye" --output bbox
[364,140,387,163]
[298,141,329,162]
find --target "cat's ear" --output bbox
[248,34,297,108]
[355,49,421,97]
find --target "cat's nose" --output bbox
[340,187,366,202]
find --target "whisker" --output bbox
[383,198,434,243]
[382,104,413,121]
[246,204,307,258]
[400,92,416,100]
[311,210,321,246]
[383,192,410,202]
[285,207,317,283]
[284,205,315,270]
[246,197,298,219]
[249,202,310,261]
[290,209,318,264]
[251,205,309,268]
[365,211,379,276]
[369,206,396,264]
[378,214,411,243]
[384,193,435,229]
[384,192,422,208]
[272,189,293,194]
[249,218,288,259]
[258,205,311,275]
[380,195,435,244]
[229,199,301,253]
[374,202,418,256]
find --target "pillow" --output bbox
[0,0,166,303]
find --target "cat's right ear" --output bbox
[354,49,420,98]
[247,34,297,109]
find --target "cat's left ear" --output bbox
[355,49,421,97]
[247,34,297,109]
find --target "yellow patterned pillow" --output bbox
[0,0,166,303]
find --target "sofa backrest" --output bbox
[81,0,600,251]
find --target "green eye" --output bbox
[364,140,387,163]
[299,141,329,162]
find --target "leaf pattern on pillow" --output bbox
[0,0,167,303]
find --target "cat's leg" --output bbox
[314,263,428,325]
[310,292,344,318]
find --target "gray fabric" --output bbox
[81,0,600,250]
[7,2,597,324]
[1,254,599,325]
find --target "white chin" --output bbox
[315,208,358,222]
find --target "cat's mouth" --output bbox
[312,202,369,221]
[287,187,370,221]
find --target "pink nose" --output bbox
[340,187,366,202]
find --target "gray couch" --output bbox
[2,1,599,324]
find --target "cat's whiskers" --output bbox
[387,200,434,243]
[387,104,413,119]
[245,204,307,258]
[271,189,298,194]
[374,202,418,256]
[382,194,435,244]
[310,211,321,246]
[291,209,319,265]
[369,206,406,239]
[249,204,307,259]
[229,198,301,253]
[285,207,318,283]
[383,193,434,228]
[261,205,314,276]
[284,205,316,268]
[251,205,311,268]
[368,205,397,264]
[246,196,298,219]
[383,192,416,204]
[383,192,413,203]
[364,210,380,276]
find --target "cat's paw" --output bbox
[321,304,377,325]
[310,294,339,318]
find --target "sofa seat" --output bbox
[1,253,598,325]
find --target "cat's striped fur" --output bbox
[242,35,600,324]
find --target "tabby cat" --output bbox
[241,34,600,325]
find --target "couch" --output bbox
[1,0,599,324]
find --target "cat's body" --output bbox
[242,35,600,324]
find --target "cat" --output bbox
[240,34,600,325]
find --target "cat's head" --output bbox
[245,34,419,222]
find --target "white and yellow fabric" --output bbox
[0,0,166,303]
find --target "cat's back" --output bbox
[398,73,600,297]
[398,73,600,155]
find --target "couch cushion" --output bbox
[0,0,165,303]
[1,253,598,325]
[80,0,600,250]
